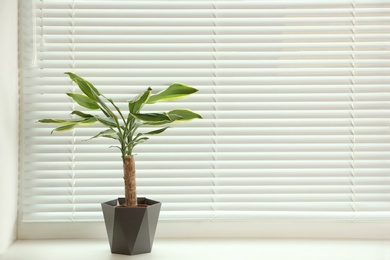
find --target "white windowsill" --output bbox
[1,238,389,260]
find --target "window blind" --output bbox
[20,0,390,222]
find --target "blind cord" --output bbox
[70,0,76,222]
[350,1,358,221]
[31,0,45,67]
[40,0,45,47]
[210,0,219,220]
[31,0,37,67]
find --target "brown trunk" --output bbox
[123,155,137,207]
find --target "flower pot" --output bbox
[101,197,162,255]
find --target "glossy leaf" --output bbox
[78,117,98,125]
[38,118,85,124]
[40,117,97,130]
[96,95,116,118]
[65,72,101,100]
[142,127,169,135]
[128,87,152,114]
[147,83,198,104]
[51,123,78,133]
[66,93,99,110]
[95,116,117,128]
[168,109,203,122]
[71,110,94,118]
[132,112,171,123]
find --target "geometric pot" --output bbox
[101,197,162,255]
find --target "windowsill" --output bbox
[1,238,389,260]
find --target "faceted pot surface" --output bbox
[101,197,162,255]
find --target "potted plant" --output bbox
[38,72,201,255]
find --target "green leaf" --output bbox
[95,116,117,128]
[109,145,122,151]
[166,113,183,121]
[88,129,116,140]
[78,117,97,126]
[95,96,116,118]
[168,109,202,122]
[102,134,119,140]
[132,112,171,123]
[147,83,198,104]
[65,72,101,100]
[141,127,169,135]
[65,73,117,119]
[66,93,100,110]
[71,110,94,118]
[38,118,85,124]
[128,87,152,114]
[38,118,67,124]
[133,137,149,145]
[51,123,78,133]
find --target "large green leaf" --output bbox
[65,72,101,100]
[65,73,117,119]
[142,127,169,135]
[168,109,202,122]
[128,87,152,114]
[71,110,94,118]
[132,112,171,123]
[38,118,86,124]
[95,116,117,128]
[96,95,117,119]
[39,117,97,133]
[78,117,98,125]
[66,93,100,110]
[147,83,198,104]
[51,123,78,133]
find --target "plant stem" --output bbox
[123,155,137,207]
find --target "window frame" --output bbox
[18,0,390,238]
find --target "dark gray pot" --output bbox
[101,197,161,255]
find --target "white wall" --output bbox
[0,0,19,255]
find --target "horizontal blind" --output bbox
[20,0,390,222]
